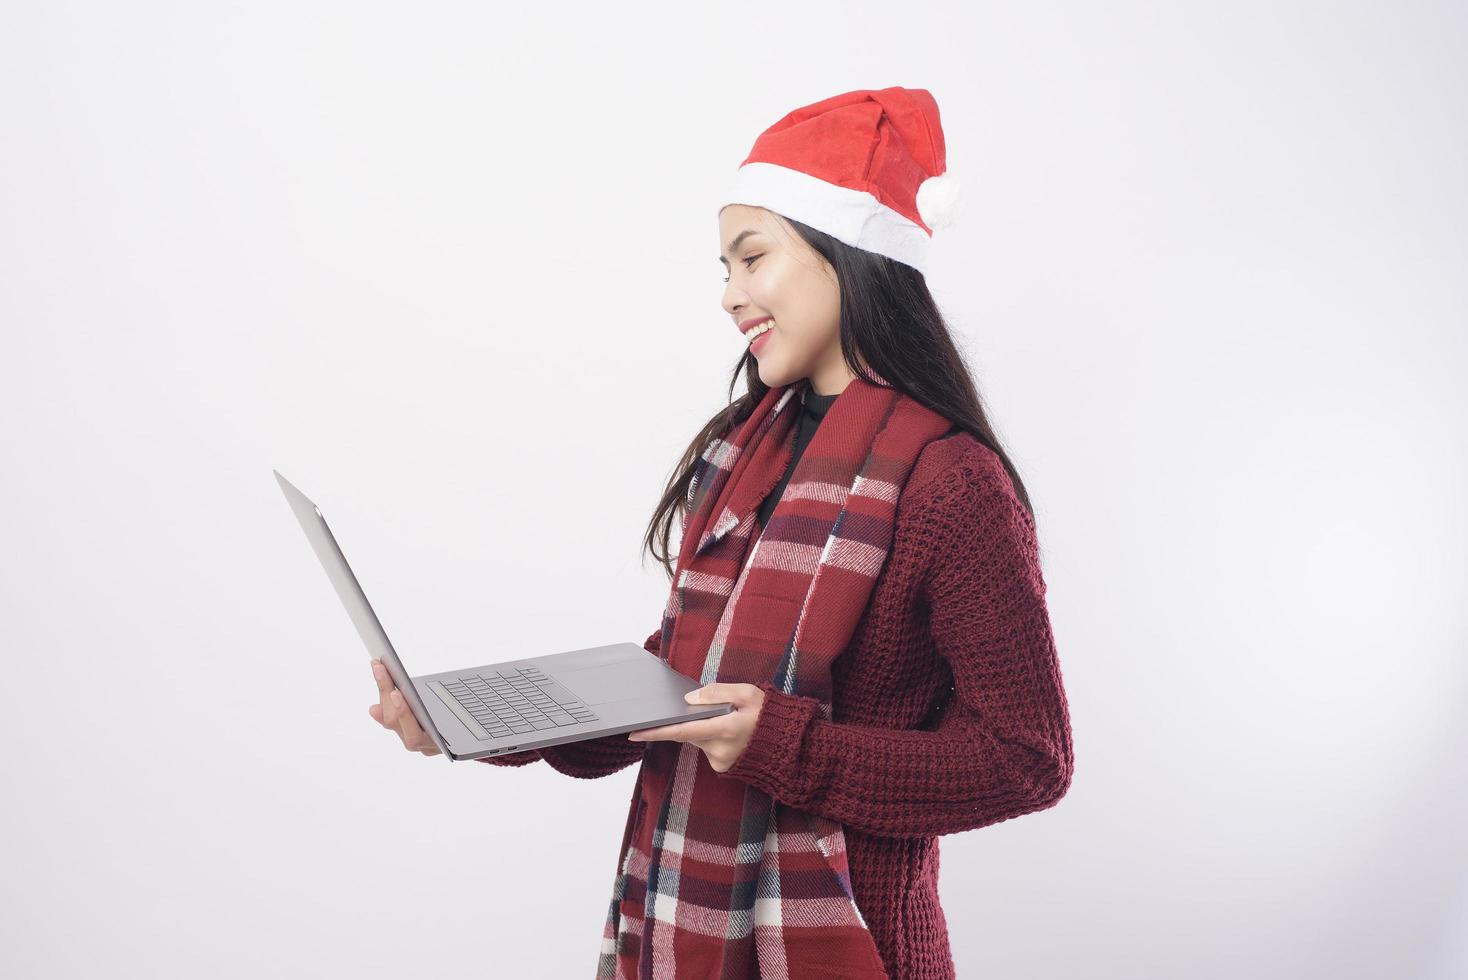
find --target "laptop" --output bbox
[274,470,733,762]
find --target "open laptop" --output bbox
[274,470,733,762]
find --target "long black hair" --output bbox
[641,213,1036,582]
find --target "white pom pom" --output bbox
[916,172,963,230]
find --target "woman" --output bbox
[370,86,1075,980]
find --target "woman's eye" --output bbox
[721,254,763,283]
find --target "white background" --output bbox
[2,2,1464,977]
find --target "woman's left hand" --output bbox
[627,683,766,773]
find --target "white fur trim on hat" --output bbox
[720,162,932,274]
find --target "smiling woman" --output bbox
[479,86,1073,980]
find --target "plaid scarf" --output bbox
[596,374,952,979]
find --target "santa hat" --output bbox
[720,86,962,275]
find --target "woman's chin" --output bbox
[755,351,795,385]
[757,363,788,388]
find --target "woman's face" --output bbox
[718,205,852,396]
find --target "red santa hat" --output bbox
[720,85,962,276]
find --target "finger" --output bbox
[374,661,401,727]
[372,701,437,754]
[371,658,394,697]
[386,688,410,740]
[391,689,431,751]
[685,683,745,706]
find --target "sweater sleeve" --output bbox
[714,472,1075,838]
[476,629,657,778]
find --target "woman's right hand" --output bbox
[368,658,441,756]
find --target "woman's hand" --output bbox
[368,658,441,757]
[626,683,765,773]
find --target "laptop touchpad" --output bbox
[559,663,656,705]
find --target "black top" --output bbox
[755,385,964,533]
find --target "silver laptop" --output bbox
[274,470,733,762]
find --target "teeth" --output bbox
[746,321,774,342]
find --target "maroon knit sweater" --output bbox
[480,432,1075,980]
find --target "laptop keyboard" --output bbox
[442,665,600,739]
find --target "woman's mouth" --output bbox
[748,321,774,356]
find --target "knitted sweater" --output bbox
[481,431,1075,980]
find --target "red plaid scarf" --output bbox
[597,374,952,979]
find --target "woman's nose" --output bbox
[722,285,745,317]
